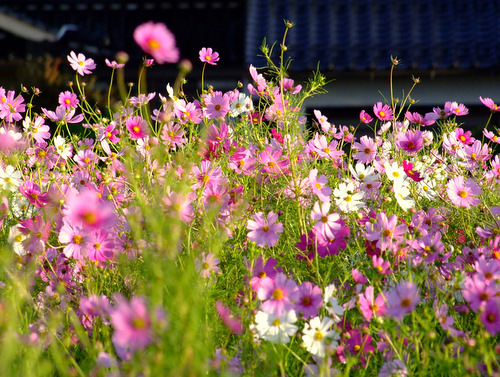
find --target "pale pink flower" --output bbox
[133,22,179,64]
[247,211,283,248]
[67,51,96,76]
[446,176,481,208]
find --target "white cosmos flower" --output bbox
[302,316,339,358]
[230,93,253,117]
[8,224,27,256]
[0,165,22,192]
[250,310,298,344]
[384,161,406,184]
[54,135,73,160]
[393,181,415,212]
[349,163,379,183]
[333,182,365,213]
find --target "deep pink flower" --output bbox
[352,268,368,284]
[294,281,323,318]
[481,297,500,335]
[402,160,424,182]
[372,255,392,275]
[258,146,289,176]
[110,295,153,352]
[19,180,51,208]
[295,230,326,260]
[247,211,283,247]
[133,22,180,64]
[199,47,220,65]
[373,102,393,121]
[386,281,419,320]
[58,91,79,109]
[67,51,96,76]
[257,272,298,316]
[455,128,474,145]
[359,109,373,124]
[405,111,438,126]
[87,230,115,262]
[396,129,424,153]
[161,122,187,150]
[126,115,149,139]
[446,176,482,208]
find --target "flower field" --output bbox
[0,20,499,376]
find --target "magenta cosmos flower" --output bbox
[67,51,96,76]
[199,47,220,65]
[247,211,283,247]
[385,280,420,320]
[133,21,180,64]
[126,115,149,139]
[111,295,153,352]
[446,176,482,208]
[373,102,393,121]
[396,129,424,153]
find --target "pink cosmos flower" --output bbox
[133,22,180,64]
[480,96,499,112]
[196,252,221,278]
[352,135,377,164]
[199,47,220,65]
[373,102,394,121]
[58,220,91,260]
[310,201,341,239]
[105,58,125,69]
[359,109,373,124]
[215,301,243,335]
[446,176,482,208]
[385,281,420,320]
[42,105,84,123]
[462,274,496,311]
[204,91,230,119]
[480,297,500,335]
[352,268,368,284]
[249,256,282,293]
[294,281,323,319]
[257,272,298,316]
[365,212,407,253]
[358,285,386,321]
[17,215,51,254]
[110,295,153,353]
[405,111,438,126]
[63,189,116,231]
[396,129,424,153]
[444,101,468,116]
[58,91,79,109]
[23,115,51,144]
[19,180,50,208]
[126,115,149,139]
[67,51,96,76]
[258,146,290,176]
[309,168,332,202]
[87,230,115,262]
[80,295,111,319]
[372,255,392,275]
[455,128,474,145]
[295,231,326,260]
[247,211,283,247]
[402,160,424,182]
[0,90,25,122]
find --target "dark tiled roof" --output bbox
[246,0,500,72]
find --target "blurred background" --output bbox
[0,0,499,126]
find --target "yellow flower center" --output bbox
[458,190,468,198]
[148,39,160,50]
[73,235,82,244]
[272,288,283,300]
[314,331,324,341]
